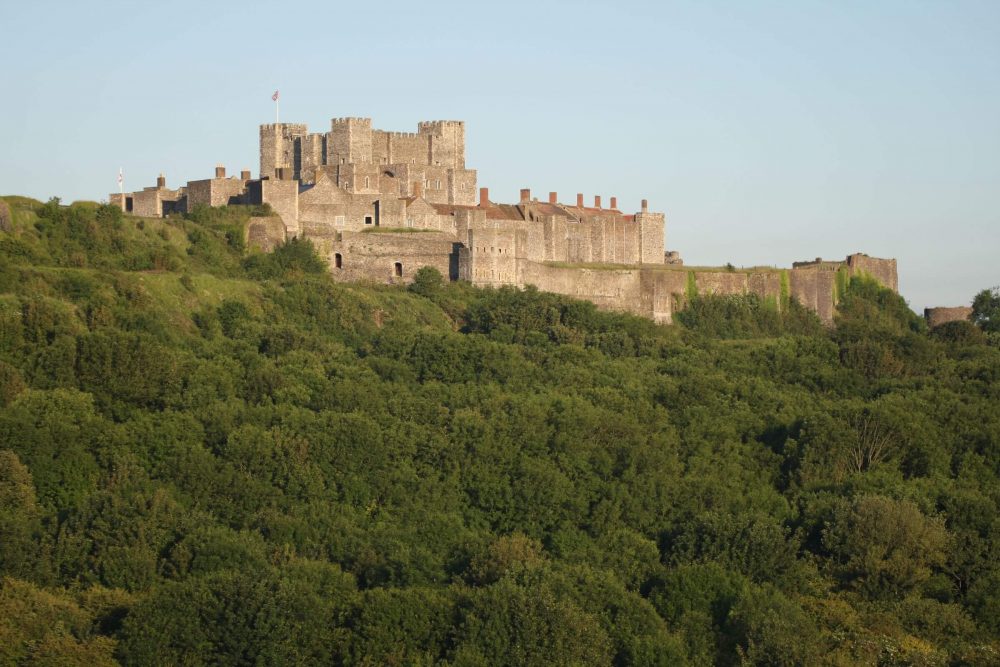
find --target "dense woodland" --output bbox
[0,196,998,666]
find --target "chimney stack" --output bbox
[479,187,489,207]
[549,191,557,204]
[156,173,166,188]
[594,195,602,209]
[610,196,617,209]
[641,199,648,213]
[412,181,423,198]
[520,188,531,203]
[576,193,584,207]
[215,164,226,178]
[240,169,251,180]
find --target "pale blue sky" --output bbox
[1,0,997,311]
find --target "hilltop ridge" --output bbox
[0,195,998,664]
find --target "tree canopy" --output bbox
[0,196,998,665]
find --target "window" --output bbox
[365,176,370,189]
[394,262,403,277]
[335,253,343,269]
[365,216,373,225]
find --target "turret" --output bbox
[636,198,665,264]
[418,120,466,169]
[259,123,308,179]
[327,117,373,166]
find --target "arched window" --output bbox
[365,176,370,189]
[394,262,403,277]
[335,253,343,269]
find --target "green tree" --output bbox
[822,495,949,599]
[971,286,1000,333]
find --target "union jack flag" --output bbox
[272,90,279,102]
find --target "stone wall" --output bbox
[128,187,184,218]
[260,123,308,179]
[420,120,466,169]
[464,227,518,285]
[924,306,973,328]
[847,253,898,292]
[319,231,458,284]
[187,178,246,210]
[789,264,839,323]
[328,117,373,166]
[257,179,299,237]
[638,211,666,264]
[371,130,428,167]
[299,133,326,183]
[246,216,287,252]
[131,188,164,218]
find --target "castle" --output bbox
[111,116,899,324]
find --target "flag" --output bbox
[272,90,279,102]
[117,168,123,186]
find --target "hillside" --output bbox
[1,196,998,665]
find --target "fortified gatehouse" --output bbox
[111,115,898,324]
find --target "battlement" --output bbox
[792,257,842,269]
[418,120,465,134]
[376,130,421,139]
[331,117,372,127]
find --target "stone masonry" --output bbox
[924,306,973,328]
[111,115,900,324]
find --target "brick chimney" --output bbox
[520,188,531,203]
[576,193,584,207]
[240,169,251,180]
[641,199,648,213]
[594,195,602,209]
[412,181,423,198]
[549,191,557,204]
[479,187,489,207]
[156,173,166,188]
[610,196,617,209]
[215,164,226,178]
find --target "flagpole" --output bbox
[276,96,279,124]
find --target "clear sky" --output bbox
[1,0,997,311]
